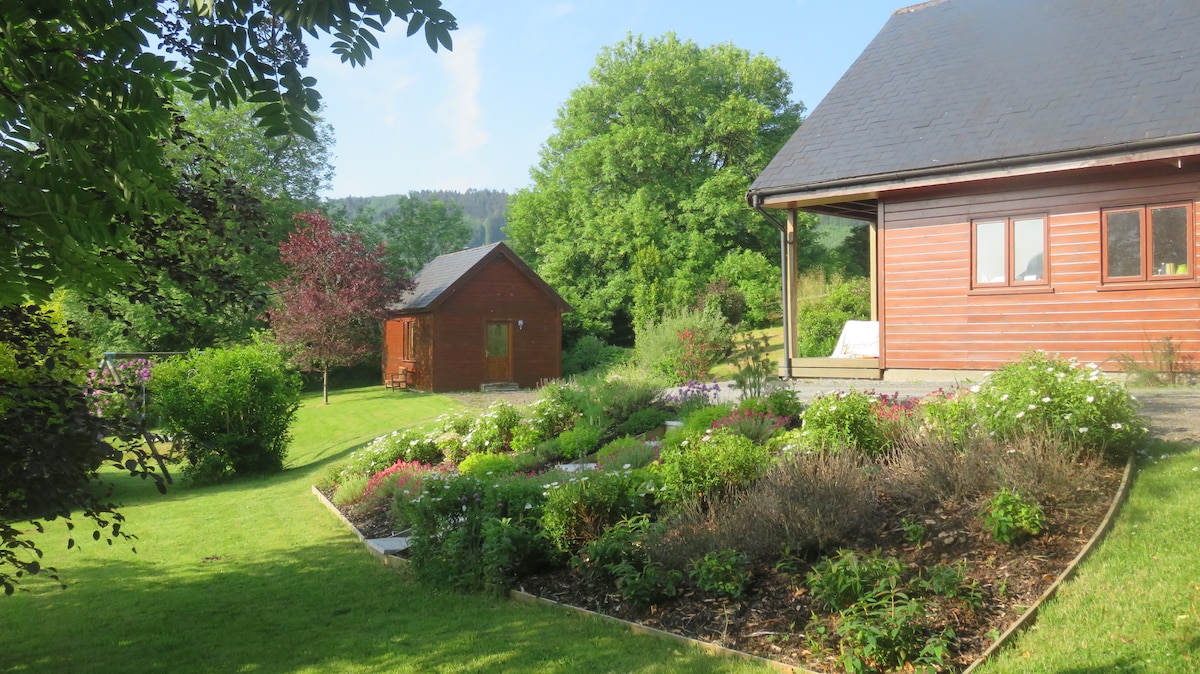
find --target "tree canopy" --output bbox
[0,0,456,306]
[505,33,803,341]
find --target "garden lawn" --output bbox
[980,439,1200,673]
[710,326,784,381]
[0,386,767,674]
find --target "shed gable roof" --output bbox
[387,242,571,313]
[750,0,1200,201]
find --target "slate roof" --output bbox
[387,242,570,312]
[750,0,1200,200]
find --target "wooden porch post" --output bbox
[781,208,800,377]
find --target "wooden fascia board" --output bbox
[758,142,1200,210]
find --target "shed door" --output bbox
[484,321,512,382]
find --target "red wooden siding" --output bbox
[428,258,563,391]
[880,163,1200,371]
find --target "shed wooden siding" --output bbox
[426,257,563,391]
[880,164,1200,371]
[382,316,433,390]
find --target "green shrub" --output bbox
[917,388,979,447]
[800,390,888,456]
[358,460,449,520]
[765,388,804,424]
[835,579,954,674]
[682,402,733,434]
[594,376,667,429]
[634,309,733,385]
[710,408,789,444]
[806,548,904,612]
[689,549,751,599]
[350,429,443,474]
[982,488,1044,544]
[510,384,581,452]
[609,560,684,611]
[458,452,518,477]
[572,514,655,578]
[150,342,301,482]
[557,423,602,461]
[710,250,779,329]
[796,276,870,358]
[596,437,660,471]
[331,474,371,507]
[540,469,654,553]
[613,408,672,437]
[657,429,772,507]
[662,379,722,418]
[563,334,628,376]
[729,332,775,401]
[969,351,1147,455]
[464,401,522,454]
[399,473,553,592]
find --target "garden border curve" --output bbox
[311,451,1136,673]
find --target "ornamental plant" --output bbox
[689,549,752,599]
[510,384,581,452]
[657,429,773,507]
[85,358,153,422]
[982,488,1044,544]
[463,401,522,454]
[968,351,1146,455]
[710,408,789,444]
[800,389,889,456]
[540,469,655,553]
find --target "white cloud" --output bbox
[440,26,488,154]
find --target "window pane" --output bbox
[486,322,508,358]
[1106,210,1142,278]
[975,220,1006,284]
[1012,217,1045,281]
[1151,206,1189,275]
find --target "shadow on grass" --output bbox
[3,539,756,674]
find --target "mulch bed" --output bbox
[325,459,1125,672]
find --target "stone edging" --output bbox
[312,452,1137,673]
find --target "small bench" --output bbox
[386,368,408,390]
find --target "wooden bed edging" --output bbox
[311,485,410,570]
[960,451,1138,672]
[313,452,1136,672]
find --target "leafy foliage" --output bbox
[348,193,473,276]
[0,0,457,305]
[634,309,732,385]
[267,211,411,404]
[1,305,164,593]
[689,549,751,599]
[657,429,772,507]
[507,33,803,338]
[982,488,1045,544]
[799,390,890,456]
[796,276,871,358]
[150,342,301,482]
[540,470,655,554]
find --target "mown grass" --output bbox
[980,439,1200,673]
[710,326,784,381]
[0,385,767,674]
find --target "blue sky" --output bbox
[307,0,904,198]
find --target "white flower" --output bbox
[1063,413,1073,421]
[1015,411,1025,419]
[1028,404,1037,410]
[1079,427,1089,434]
[525,502,533,510]
[969,385,981,393]
[1000,393,1009,401]
[1042,397,1051,403]
[1086,396,1094,403]
[623,464,632,469]
[1111,423,1123,430]
[1087,362,1099,369]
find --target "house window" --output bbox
[972,215,1047,287]
[1102,203,1193,282]
[402,320,416,360]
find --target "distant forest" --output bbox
[328,189,509,248]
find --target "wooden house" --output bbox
[747,0,1200,380]
[383,242,571,392]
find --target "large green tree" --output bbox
[505,33,803,341]
[0,0,456,306]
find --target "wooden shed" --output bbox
[382,242,571,392]
[747,0,1200,380]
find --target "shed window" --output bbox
[1102,203,1193,282]
[972,215,1047,287]
[402,320,416,360]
